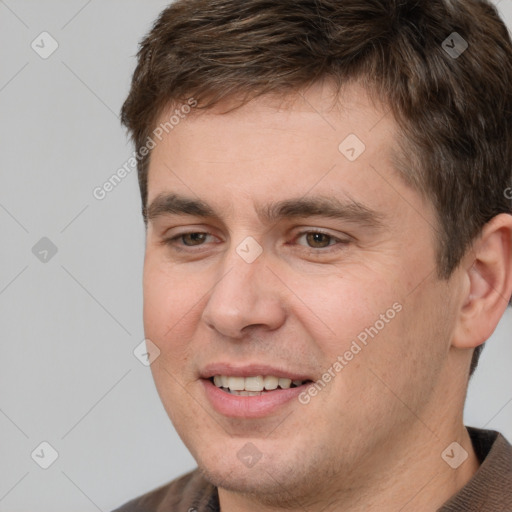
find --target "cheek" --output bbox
[353,282,453,418]
[143,262,204,419]
[288,269,399,358]
[142,258,205,369]
[143,255,197,331]
[291,266,441,406]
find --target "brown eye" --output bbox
[181,233,208,246]
[291,230,350,254]
[304,232,334,248]
[163,231,219,252]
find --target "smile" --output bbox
[211,375,308,395]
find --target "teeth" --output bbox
[212,375,305,392]
[263,375,279,390]
[228,376,245,391]
[278,378,292,389]
[245,376,264,392]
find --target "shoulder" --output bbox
[111,468,218,512]
[439,427,512,511]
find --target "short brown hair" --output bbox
[121,0,512,375]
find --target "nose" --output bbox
[200,246,287,340]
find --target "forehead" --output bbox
[145,81,432,228]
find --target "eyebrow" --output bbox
[144,192,384,229]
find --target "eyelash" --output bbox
[163,230,348,253]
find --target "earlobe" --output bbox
[452,213,512,350]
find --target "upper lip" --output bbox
[200,363,314,381]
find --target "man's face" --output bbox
[143,82,462,501]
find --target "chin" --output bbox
[200,461,296,498]
[202,465,266,492]
[195,446,309,495]
[199,460,325,510]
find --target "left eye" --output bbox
[294,231,341,249]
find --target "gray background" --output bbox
[0,1,511,510]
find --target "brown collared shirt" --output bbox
[112,427,512,512]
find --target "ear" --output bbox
[452,213,512,349]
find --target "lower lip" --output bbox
[202,379,307,418]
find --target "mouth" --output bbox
[200,366,315,418]
[209,375,313,396]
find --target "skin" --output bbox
[142,81,512,511]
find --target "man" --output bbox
[114,0,512,510]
